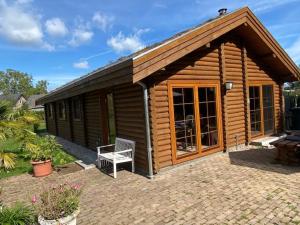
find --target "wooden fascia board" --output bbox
[132,9,248,82]
[132,7,300,83]
[37,59,133,104]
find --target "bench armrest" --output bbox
[97,144,115,155]
[116,149,133,154]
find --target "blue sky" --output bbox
[0,0,300,90]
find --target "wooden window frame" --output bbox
[48,103,54,119]
[248,81,276,140]
[72,97,82,121]
[58,101,66,121]
[168,80,223,164]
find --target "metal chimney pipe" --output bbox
[218,8,227,16]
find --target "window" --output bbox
[263,85,274,134]
[72,98,81,120]
[198,87,218,149]
[249,86,262,136]
[169,81,222,162]
[58,101,66,120]
[106,93,116,144]
[173,88,197,156]
[48,103,54,119]
[249,84,275,138]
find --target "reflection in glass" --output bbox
[198,87,218,149]
[173,88,197,156]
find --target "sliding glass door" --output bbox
[169,81,222,163]
[249,84,274,138]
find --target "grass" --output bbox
[0,135,76,179]
[34,121,47,134]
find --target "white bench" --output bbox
[97,137,135,178]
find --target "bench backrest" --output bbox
[114,138,136,154]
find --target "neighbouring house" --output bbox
[0,94,27,109]
[26,94,45,111]
[37,7,300,177]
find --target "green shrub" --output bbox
[0,202,36,225]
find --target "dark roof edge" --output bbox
[37,58,132,104]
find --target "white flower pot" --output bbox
[38,209,80,225]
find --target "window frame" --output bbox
[168,80,223,164]
[58,101,66,120]
[72,97,82,121]
[248,81,276,140]
[48,103,54,119]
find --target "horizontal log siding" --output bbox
[149,47,221,169]
[247,52,282,133]
[113,83,148,172]
[71,97,86,146]
[224,40,246,147]
[84,91,103,150]
[55,100,72,141]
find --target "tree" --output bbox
[33,80,48,95]
[0,69,48,96]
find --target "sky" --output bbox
[0,0,300,91]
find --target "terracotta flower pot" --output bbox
[31,160,52,177]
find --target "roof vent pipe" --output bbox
[218,8,227,16]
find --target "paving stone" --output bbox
[1,147,300,224]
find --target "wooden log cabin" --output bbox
[37,7,300,177]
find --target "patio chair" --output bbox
[97,137,135,178]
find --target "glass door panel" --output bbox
[249,86,262,136]
[198,87,218,150]
[172,88,197,157]
[262,85,274,134]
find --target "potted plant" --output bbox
[24,135,61,177]
[33,183,81,225]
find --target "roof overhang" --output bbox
[38,7,300,105]
[132,7,300,83]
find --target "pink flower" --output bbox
[31,195,37,204]
[71,183,81,190]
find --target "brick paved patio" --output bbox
[2,147,300,225]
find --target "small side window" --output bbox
[48,103,53,119]
[58,101,66,120]
[72,98,81,120]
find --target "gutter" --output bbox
[137,81,154,179]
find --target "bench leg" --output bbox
[113,161,117,178]
[97,158,101,169]
[132,160,135,173]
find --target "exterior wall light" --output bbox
[225,82,233,90]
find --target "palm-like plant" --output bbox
[0,101,40,170]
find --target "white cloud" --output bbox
[92,12,114,32]
[15,0,33,4]
[153,2,167,8]
[73,60,89,69]
[45,18,68,37]
[107,29,149,53]
[287,37,300,64]
[68,20,93,47]
[252,0,299,12]
[42,42,55,52]
[0,0,43,46]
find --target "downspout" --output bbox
[137,81,154,179]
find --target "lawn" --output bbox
[0,136,75,179]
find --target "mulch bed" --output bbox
[54,163,83,175]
